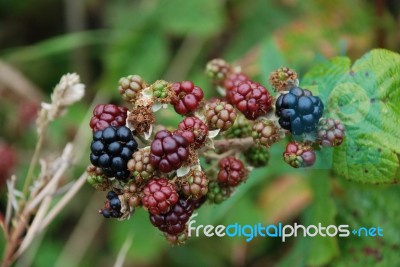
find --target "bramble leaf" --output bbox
[302,49,400,184]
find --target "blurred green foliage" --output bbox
[1,0,400,266]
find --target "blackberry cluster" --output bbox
[85,60,345,245]
[275,87,324,135]
[90,126,138,180]
[99,191,122,219]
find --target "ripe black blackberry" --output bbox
[275,87,324,135]
[99,191,123,219]
[149,197,194,235]
[90,126,138,180]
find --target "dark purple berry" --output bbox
[150,130,189,173]
[149,197,194,235]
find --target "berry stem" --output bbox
[212,137,254,152]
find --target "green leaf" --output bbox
[101,27,169,93]
[1,30,110,63]
[302,49,400,184]
[303,172,339,266]
[260,38,286,88]
[155,0,224,36]
[277,171,338,267]
[331,180,400,267]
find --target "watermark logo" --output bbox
[188,214,383,242]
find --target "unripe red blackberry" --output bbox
[180,170,209,199]
[171,81,204,115]
[127,147,155,184]
[224,73,249,102]
[150,130,190,173]
[224,115,252,138]
[142,177,179,215]
[283,142,316,168]
[118,75,147,102]
[269,67,298,92]
[89,104,128,132]
[217,157,247,187]
[176,116,208,148]
[231,81,273,120]
[251,119,281,147]
[205,58,231,83]
[204,100,237,131]
[149,197,194,235]
[317,118,345,147]
[207,181,233,204]
[244,146,270,167]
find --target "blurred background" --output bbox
[1,0,400,266]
